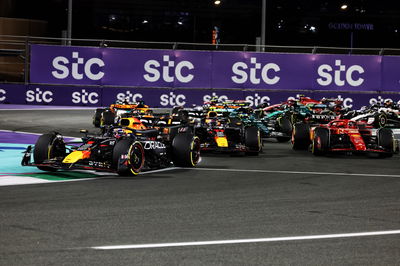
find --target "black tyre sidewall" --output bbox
[312,128,329,155]
[292,123,311,150]
[93,108,105,127]
[33,133,65,171]
[102,111,115,126]
[172,134,200,167]
[245,127,260,155]
[377,128,394,152]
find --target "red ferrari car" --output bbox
[292,119,396,157]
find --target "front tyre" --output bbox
[113,139,145,176]
[377,128,394,157]
[33,133,66,171]
[172,134,201,167]
[373,113,387,128]
[245,126,261,156]
[312,128,329,156]
[292,123,310,150]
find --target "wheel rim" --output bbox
[128,142,145,174]
[48,137,65,159]
[379,115,386,127]
[190,137,201,166]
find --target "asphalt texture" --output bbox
[1,109,400,266]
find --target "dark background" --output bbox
[2,0,400,48]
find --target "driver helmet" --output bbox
[384,99,394,108]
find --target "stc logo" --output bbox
[160,92,186,106]
[26,88,53,103]
[52,52,105,80]
[116,91,143,102]
[203,92,228,103]
[317,60,364,87]
[72,89,99,104]
[245,93,270,107]
[0,89,6,101]
[144,55,194,83]
[231,57,280,85]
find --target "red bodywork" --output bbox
[313,119,385,153]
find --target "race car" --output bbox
[343,100,400,128]
[21,123,201,176]
[291,119,395,157]
[194,110,261,155]
[93,100,152,127]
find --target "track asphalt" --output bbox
[1,106,400,265]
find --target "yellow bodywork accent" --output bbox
[215,136,228,147]
[62,151,90,164]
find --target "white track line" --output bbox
[91,229,400,250]
[181,167,400,178]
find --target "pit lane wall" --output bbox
[1,43,400,108]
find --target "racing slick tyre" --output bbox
[373,113,387,128]
[312,128,329,156]
[377,128,394,158]
[245,126,261,156]
[101,111,115,126]
[292,123,311,150]
[228,117,242,128]
[177,110,190,123]
[93,108,105,127]
[171,106,182,115]
[113,139,145,176]
[277,116,292,134]
[171,134,201,167]
[33,133,66,172]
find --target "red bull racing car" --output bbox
[21,120,200,175]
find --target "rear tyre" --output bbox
[172,134,201,167]
[93,108,105,127]
[373,113,387,128]
[33,133,65,171]
[177,110,189,123]
[277,116,292,134]
[312,128,329,156]
[292,123,311,150]
[229,117,242,128]
[245,127,261,156]
[377,128,394,157]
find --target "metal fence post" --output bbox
[24,37,30,85]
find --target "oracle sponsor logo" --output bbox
[143,141,166,150]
